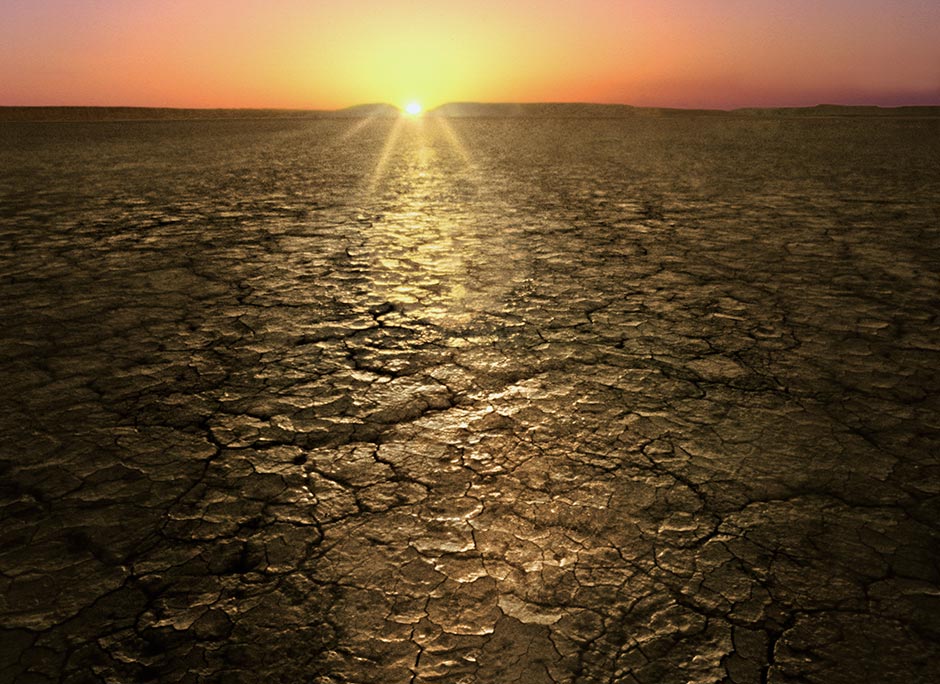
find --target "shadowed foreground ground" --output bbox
[1,116,939,683]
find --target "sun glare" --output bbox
[405,101,423,116]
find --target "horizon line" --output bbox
[3,100,940,113]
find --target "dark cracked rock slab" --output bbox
[1,116,939,683]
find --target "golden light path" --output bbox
[351,105,474,195]
[333,104,505,334]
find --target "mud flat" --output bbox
[1,114,939,682]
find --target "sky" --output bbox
[2,0,938,109]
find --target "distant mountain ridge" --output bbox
[426,102,721,117]
[732,104,940,117]
[2,102,938,121]
[429,102,940,118]
[0,104,399,122]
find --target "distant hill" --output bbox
[427,102,641,118]
[2,102,938,122]
[426,102,722,118]
[334,103,400,118]
[429,102,940,118]
[0,104,395,122]
[0,107,336,122]
[731,104,940,117]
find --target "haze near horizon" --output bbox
[2,0,939,110]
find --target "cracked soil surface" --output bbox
[1,116,939,683]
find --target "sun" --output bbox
[404,101,423,116]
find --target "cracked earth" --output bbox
[1,116,939,683]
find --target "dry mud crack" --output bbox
[1,117,939,683]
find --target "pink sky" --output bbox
[2,0,938,109]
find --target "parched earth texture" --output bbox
[1,116,939,683]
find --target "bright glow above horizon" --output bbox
[1,1,938,109]
[405,102,423,116]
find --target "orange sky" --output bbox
[2,0,938,109]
